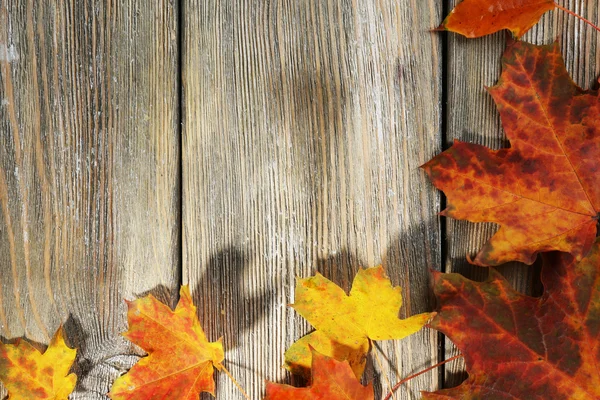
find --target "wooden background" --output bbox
[0,0,597,399]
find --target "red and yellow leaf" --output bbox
[108,286,224,399]
[0,326,76,400]
[424,238,600,399]
[440,0,555,38]
[285,266,431,378]
[265,350,374,400]
[422,40,600,266]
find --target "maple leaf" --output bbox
[108,286,224,399]
[0,326,76,400]
[423,238,600,400]
[265,350,374,400]
[285,266,432,378]
[422,40,600,266]
[439,0,555,38]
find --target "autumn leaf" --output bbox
[0,326,76,400]
[423,238,600,399]
[285,266,432,378]
[439,0,555,38]
[108,286,224,399]
[266,350,374,400]
[422,40,600,266]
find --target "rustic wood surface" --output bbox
[0,0,597,399]
[0,1,180,398]
[184,1,442,399]
[443,0,600,387]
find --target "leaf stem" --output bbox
[383,354,463,400]
[554,3,600,33]
[373,343,397,400]
[220,363,251,400]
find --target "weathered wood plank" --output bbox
[184,1,442,398]
[444,0,600,387]
[0,1,179,397]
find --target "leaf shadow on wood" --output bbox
[193,245,274,350]
[0,334,25,347]
[135,283,178,309]
[63,313,135,398]
[63,315,92,389]
[194,245,274,400]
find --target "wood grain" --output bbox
[184,0,442,398]
[0,1,179,397]
[443,0,600,388]
[2,0,591,397]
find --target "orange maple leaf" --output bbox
[108,286,224,399]
[422,40,600,266]
[265,350,374,400]
[439,0,555,38]
[285,266,432,378]
[0,326,77,400]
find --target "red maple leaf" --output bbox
[422,40,600,266]
[265,350,374,400]
[424,238,600,399]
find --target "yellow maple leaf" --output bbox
[109,285,224,399]
[285,266,432,377]
[0,326,77,400]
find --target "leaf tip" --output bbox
[466,253,483,266]
[179,284,192,298]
